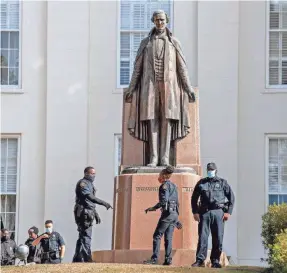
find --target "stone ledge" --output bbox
[121,166,196,175]
[92,249,229,267]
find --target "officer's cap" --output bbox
[207,162,217,170]
[28,226,39,235]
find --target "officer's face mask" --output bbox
[207,170,216,178]
[45,227,53,234]
[1,235,9,241]
[85,173,95,182]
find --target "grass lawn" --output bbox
[1,263,265,273]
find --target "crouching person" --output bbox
[32,220,65,264]
[1,229,16,266]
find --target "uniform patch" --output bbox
[80,182,86,188]
[162,184,167,190]
[215,183,220,189]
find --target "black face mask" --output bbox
[1,236,9,242]
[85,174,95,182]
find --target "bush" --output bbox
[261,203,287,263]
[270,230,287,271]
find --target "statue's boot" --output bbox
[160,119,171,166]
[147,131,158,167]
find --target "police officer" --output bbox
[24,226,40,263]
[1,229,16,266]
[191,162,235,268]
[32,220,65,264]
[144,166,182,266]
[72,166,113,263]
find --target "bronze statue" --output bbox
[125,10,196,167]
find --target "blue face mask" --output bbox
[46,227,53,234]
[207,170,216,178]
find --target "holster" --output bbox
[42,252,50,260]
[42,251,59,260]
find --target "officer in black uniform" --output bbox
[191,162,235,268]
[32,220,65,264]
[72,166,113,263]
[144,166,182,266]
[1,229,16,266]
[24,226,40,263]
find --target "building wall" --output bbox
[238,1,287,265]
[1,1,47,243]
[44,0,90,260]
[198,1,239,262]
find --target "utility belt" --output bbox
[41,251,60,260]
[162,200,178,213]
[74,204,95,228]
[199,203,228,214]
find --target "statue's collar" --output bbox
[148,27,172,41]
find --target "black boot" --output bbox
[163,258,172,266]
[191,260,204,267]
[211,262,222,268]
[143,258,158,265]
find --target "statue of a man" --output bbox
[125,10,196,167]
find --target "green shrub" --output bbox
[270,230,287,271]
[261,203,287,262]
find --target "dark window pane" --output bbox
[1,32,9,48]
[9,32,19,49]
[9,50,19,67]
[0,213,6,229]
[1,195,6,212]
[6,213,15,231]
[1,49,9,67]
[6,195,16,212]
[279,194,287,204]
[269,194,279,205]
[8,68,18,85]
[1,68,8,85]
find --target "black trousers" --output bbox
[41,258,61,264]
[72,223,93,263]
[151,212,178,261]
[196,209,225,264]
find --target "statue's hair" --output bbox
[151,10,169,24]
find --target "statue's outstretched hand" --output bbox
[124,89,133,103]
[187,91,196,103]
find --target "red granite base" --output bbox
[92,249,229,267]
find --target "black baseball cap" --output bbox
[207,162,217,170]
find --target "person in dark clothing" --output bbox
[24,226,40,263]
[72,166,113,263]
[191,162,235,268]
[32,220,65,264]
[143,166,182,266]
[1,229,17,266]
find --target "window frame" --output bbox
[116,0,174,89]
[0,0,22,91]
[266,0,287,90]
[0,135,21,243]
[265,134,287,210]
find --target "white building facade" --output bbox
[1,0,286,266]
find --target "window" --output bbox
[114,134,122,176]
[1,0,20,88]
[268,136,287,205]
[118,0,173,87]
[1,138,19,240]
